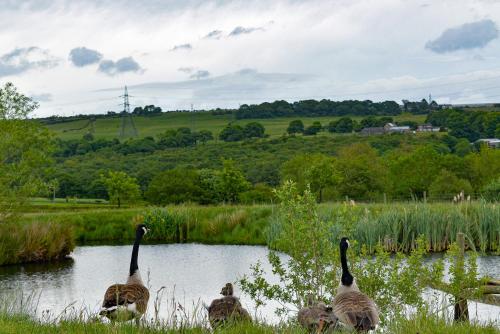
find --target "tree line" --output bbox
[235,99,439,119]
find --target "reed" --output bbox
[12,201,499,263]
[0,221,74,266]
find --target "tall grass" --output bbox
[11,201,499,266]
[345,202,500,253]
[0,221,74,265]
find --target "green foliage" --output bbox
[303,121,322,135]
[219,124,245,142]
[240,182,446,327]
[429,170,473,200]
[157,127,203,148]
[454,138,472,157]
[426,108,500,141]
[328,116,354,133]
[0,221,74,265]
[236,99,401,119]
[286,119,304,134]
[0,83,53,223]
[280,154,337,202]
[335,143,387,200]
[100,171,141,207]
[241,182,338,316]
[243,122,266,138]
[218,160,251,203]
[142,207,186,241]
[219,122,266,142]
[146,168,203,205]
[239,184,275,204]
[481,177,500,201]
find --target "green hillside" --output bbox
[42,112,427,140]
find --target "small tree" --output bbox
[219,124,245,142]
[101,171,141,207]
[334,117,354,133]
[240,182,338,317]
[0,82,53,223]
[304,121,322,135]
[429,170,473,201]
[217,160,251,203]
[481,177,500,201]
[286,119,304,134]
[243,122,265,138]
[196,130,213,144]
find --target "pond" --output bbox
[0,244,498,324]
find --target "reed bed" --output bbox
[0,221,74,265]
[10,201,499,266]
[347,202,500,253]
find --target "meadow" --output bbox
[42,112,427,140]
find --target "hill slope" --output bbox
[42,112,426,140]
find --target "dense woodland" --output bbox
[49,133,500,204]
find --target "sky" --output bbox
[3,0,500,117]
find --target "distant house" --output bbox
[476,138,500,149]
[360,127,385,136]
[417,124,440,132]
[384,123,410,133]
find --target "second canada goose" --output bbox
[99,224,150,324]
[207,283,251,328]
[298,295,338,333]
[332,237,379,332]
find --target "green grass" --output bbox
[0,313,497,334]
[0,221,74,266]
[42,112,427,140]
[24,197,113,212]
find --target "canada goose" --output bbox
[332,237,379,332]
[207,283,251,328]
[99,224,150,324]
[298,295,338,333]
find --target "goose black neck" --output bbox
[340,245,353,286]
[129,233,142,277]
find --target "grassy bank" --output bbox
[43,112,426,140]
[0,221,74,266]
[26,202,499,250]
[0,313,497,334]
[9,201,499,265]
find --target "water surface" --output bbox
[0,244,498,324]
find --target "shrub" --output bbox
[481,177,500,201]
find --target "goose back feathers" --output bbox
[207,283,251,328]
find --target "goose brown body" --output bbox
[332,290,379,331]
[100,224,149,323]
[332,237,379,332]
[100,283,150,321]
[207,283,251,328]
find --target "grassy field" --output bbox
[42,112,427,140]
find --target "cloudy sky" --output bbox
[2,0,500,117]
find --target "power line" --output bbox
[118,86,138,139]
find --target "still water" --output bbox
[0,244,498,324]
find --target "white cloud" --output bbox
[1,0,500,116]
